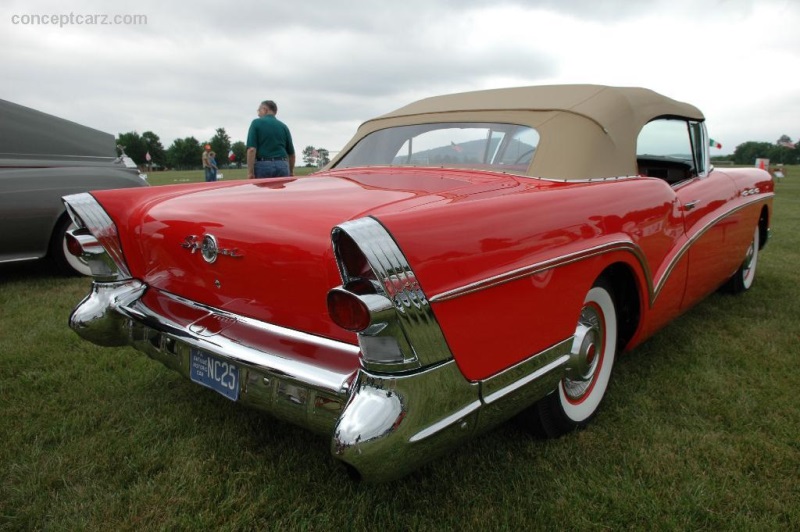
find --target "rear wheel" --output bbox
[724,226,759,294]
[521,281,618,438]
[49,215,91,276]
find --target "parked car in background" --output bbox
[0,99,147,276]
[64,85,773,481]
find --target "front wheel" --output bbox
[520,281,618,438]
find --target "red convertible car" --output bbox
[64,85,773,481]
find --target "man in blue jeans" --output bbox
[202,144,215,181]
[246,100,295,179]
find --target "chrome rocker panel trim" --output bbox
[333,338,572,481]
[72,280,577,482]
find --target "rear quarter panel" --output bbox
[375,177,685,381]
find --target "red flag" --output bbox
[145,151,152,161]
[228,149,236,161]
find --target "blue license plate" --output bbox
[189,348,240,401]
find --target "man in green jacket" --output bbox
[246,100,295,179]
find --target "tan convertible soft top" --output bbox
[331,85,705,180]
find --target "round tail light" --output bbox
[327,289,370,332]
[65,232,83,257]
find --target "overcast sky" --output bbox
[2,0,798,156]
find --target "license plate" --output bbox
[189,348,240,401]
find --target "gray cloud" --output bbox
[2,0,798,153]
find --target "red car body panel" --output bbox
[375,176,683,380]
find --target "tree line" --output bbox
[116,129,331,170]
[715,134,799,165]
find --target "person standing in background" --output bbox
[246,100,295,179]
[207,151,218,182]
[202,144,214,181]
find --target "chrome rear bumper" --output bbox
[70,280,359,434]
[71,280,572,481]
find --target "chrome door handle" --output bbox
[684,200,699,211]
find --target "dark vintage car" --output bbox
[0,99,148,275]
[64,85,773,481]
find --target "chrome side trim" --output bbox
[477,339,573,431]
[334,336,576,481]
[333,360,481,482]
[483,353,570,405]
[408,400,482,443]
[530,174,641,184]
[652,194,774,301]
[430,194,773,308]
[0,256,41,264]
[430,241,653,303]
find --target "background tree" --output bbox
[141,131,166,168]
[208,128,232,167]
[302,145,317,167]
[231,141,246,168]
[317,148,331,166]
[115,131,147,165]
[731,139,799,166]
[771,145,799,164]
[774,135,798,164]
[731,141,774,165]
[166,136,203,170]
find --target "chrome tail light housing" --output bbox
[63,193,132,282]
[328,217,452,373]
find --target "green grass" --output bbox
[1,168,799,530]
[144,166,318,186]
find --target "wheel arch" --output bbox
[758,205,770,251]
[596,262,641,351]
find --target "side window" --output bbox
[636,119,696,185]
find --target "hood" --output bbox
[90,169,518,341]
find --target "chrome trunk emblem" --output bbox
[181,234,243,262]
[201,234,218,263]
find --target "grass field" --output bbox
[144,166,317,186]
[1,168,799,529]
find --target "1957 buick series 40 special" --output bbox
[64,85,773,481]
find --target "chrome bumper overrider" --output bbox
[71,280,573,481]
